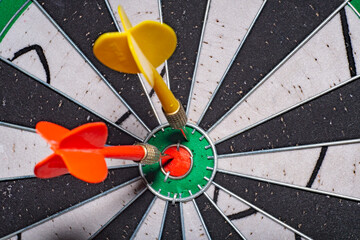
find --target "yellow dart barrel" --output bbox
[93,5,187,130]
[127,34,179,113]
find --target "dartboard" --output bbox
[1,0,360,239]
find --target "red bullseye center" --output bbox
[161,146,192,177]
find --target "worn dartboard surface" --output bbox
[1,0,360,239]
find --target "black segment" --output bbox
[93,190,154,239]
[216,78,360,154]
[161,203,182,240]
[195,194,244,240]
[0,167,139,238]
[215,172,360,239]
[162,0,208,109]
[0,59,136,145]
[36,0,158,129]
[199,0,344,130]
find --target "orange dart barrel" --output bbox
[100,145,145,160]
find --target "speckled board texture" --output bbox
[199,0,345,130]
[0,60,137,145]
[0,167,139,238]
[36,0,159,130]
[162,0,208,109]
[216,77,360,154]
[196,194,241,239]
[93,190,154,239]
[214,172,360,239]
[161,203,182,240]
[0,0,360,239]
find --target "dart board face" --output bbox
[1,0,360,239]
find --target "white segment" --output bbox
[218,148,321,186]
[0,126,51,179]
[21,179,145,239]
[210,13,352,141]
[108,0,160,25]
[105,158,137,168]
[206,184,249,215]
[0,4,147,139]
[312,143,360,198]
[183,201,208,239]
[133,198,166,239]
[188,0,264,123]
[232,212,295,239]
[205,181,215,196]
[214,188,297,239]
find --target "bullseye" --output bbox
[160,144,193,179]
[140,123,217,202]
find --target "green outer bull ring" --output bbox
[139,123,217,202]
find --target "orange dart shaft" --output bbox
[99,145,146,161]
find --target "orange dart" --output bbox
[34,121,161,183]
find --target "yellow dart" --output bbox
[93,5,188,140]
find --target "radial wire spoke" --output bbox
[215,74,360,145]
[104,0,162,126]
[129,196,157,240]
[348,1,360,17]
[158,199,169,239]
[196,0,268,124]
[205,0,350,134]
[2,175,142,239]
[89,187,148,239]
[0,175,36,183]
[0,0,30,39]
[200,189,247,240]
[190,196,211,240]
[107,164,140,170]
[0,56,143,142]
[161,0,209,110]
[179,201,186,240]
[186,0,211,115]
[214,171,360,238]
[211,181,313,240]
[216,169,360,202]
[31,0,152,133]
[160,201,183,239]
[0,121,35,133]
[158,0,170,88]
[218,138,360,158]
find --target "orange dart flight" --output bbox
[34,121,160,183]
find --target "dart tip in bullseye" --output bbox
[161,154,174,164]
[180,127,189,141]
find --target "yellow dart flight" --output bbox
[93,5,187,138]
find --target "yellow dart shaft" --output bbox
[128,34,179,113]
[118,5,132,31]
[93,5,187,133]
[152,67,179,113]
